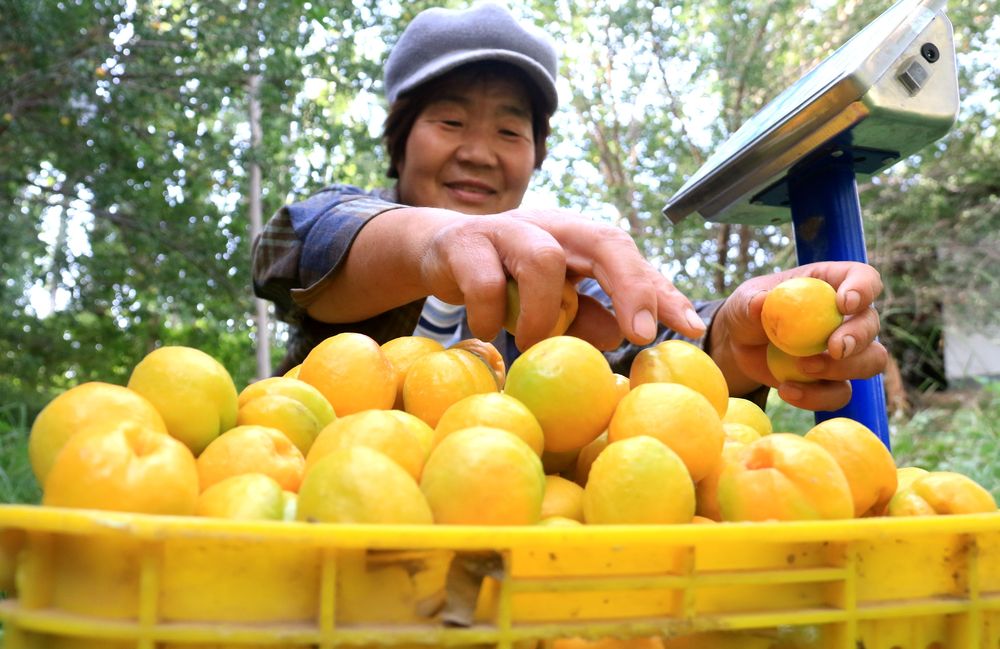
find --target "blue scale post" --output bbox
[787,147,891,448]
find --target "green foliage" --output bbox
[0,404,41,505]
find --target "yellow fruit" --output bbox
[196,425,305,493]
[381,336,446,409]
[238,377,335,425]
[504,277,579,338]
[504,336,618,453]
[722,422,761,445]
[29,381,167,484]
[451,338,507,388]
[541,475,585,522]
[297,446,433,524]
[196,473,285,520]
[887,471,996,516]
[283,364,301,379]
[761,277,843,356]
[573,431,609,487]
[721,397,772,436]
[281,490,297,521]
[629,339,729,417]
[895,466,929,492]
[299,332,396,416]
[420,426,545,525]
[127,346,239,455]
[43,420,198,515]
[608,383,724,482]
[306,409,433,481]
[403,348,499,427]
[583,436,695,525]
[717,434,853,521]
[766,343,818,384]
[237,394,322,456]
[434,392,544,456]
[539,516,583,527]
[695,439,751,521]
[804,417,897,517]
[613,373,630,403]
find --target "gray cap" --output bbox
[384,3,559,115]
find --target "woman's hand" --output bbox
[709,261,888,411]
[419,207,706,351]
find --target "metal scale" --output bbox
[663,0,960,447]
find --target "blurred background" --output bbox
[2,0,998,503]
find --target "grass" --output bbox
[0,403,40,505]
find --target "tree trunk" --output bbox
[247,72,270,379]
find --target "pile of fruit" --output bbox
[28,278,997,525]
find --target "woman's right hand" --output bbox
[418,207,706,351]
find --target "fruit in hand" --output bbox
[766,343,818,384]
[503,277,579,338]
[761,277,843,357]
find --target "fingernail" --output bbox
[842,335,856,358]
[633,309,657,341]
[685,308,706,333]
[781,384,803,401]
[800,357,826,374]
[844,290,861,313]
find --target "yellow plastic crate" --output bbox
[0,505,998,648]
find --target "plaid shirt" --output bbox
[252,184,768,408]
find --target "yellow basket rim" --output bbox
[1,504,997,549]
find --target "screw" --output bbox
[920,43,939,63]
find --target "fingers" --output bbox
[827,305,881,361]
[795,261,883,315]
[429,217,566,344]
[523,214,702,343]
[777,380,853,411]
[796,341,889,381]
[774,341,888,410]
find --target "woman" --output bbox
[253,2,886,412]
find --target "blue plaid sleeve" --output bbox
[252,185,404,323]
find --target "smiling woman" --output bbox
[251,2,887,415]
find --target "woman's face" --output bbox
[396,76,536,214]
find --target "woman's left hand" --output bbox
[710,261,888,411]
